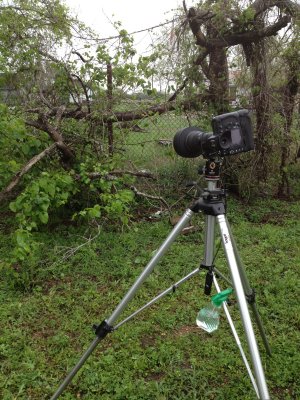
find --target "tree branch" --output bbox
[187,1,296,51]
[75,169,156,182]
[168,77,189,101]
[129,185,169,210]
[26,115,75,165]
[71,74,91,114]
[204,15,291,48]
[26,96,201,124]
[252,0,300,17]
[0,144,56,203]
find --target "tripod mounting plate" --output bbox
[191,188,226,216]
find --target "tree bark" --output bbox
[26,114,75,167]
[251,38,270,174]
[278,57,299,197]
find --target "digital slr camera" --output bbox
[173,109,254,159]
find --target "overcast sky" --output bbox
[63,0,192,53]
[64,0,185,35]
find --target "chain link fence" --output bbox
[114,111,202,169]
[107,110,207,201]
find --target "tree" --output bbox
[0,1,147,283]
[166,0,300,191]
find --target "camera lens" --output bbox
[173,127,212,158]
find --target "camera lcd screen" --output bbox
[231,128,241,145]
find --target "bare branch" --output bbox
[75,169,156,182]
[71,74,91,114]
[55,106,66,130]
[129,185,169,210]
[71,50,88,63]
[168,77,189,102]
[25,99,194,123]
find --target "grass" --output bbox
[0,196,300,399]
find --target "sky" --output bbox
[63,0,188,54]
[64,0,184,35]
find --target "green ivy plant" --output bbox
[6,160,135,288]
[9,172,77,262]
[73,161,135,225]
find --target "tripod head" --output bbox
[201,159,221,182]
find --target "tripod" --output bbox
[51,159,271,400]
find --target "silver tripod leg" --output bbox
[50,209,194,400]
[213,275,259,399]
[225,217,271,356]
[107,208,193,325]
[204,212,271,356]
[202,210,260,398]
[217,215,270,400]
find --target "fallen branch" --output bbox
[129,185,169,210]
[75,169,156,181]
[0,143,56,203]
[25,96,203,124]
[26,114,75,165]
[49,225,101,269]
[110,169,156,179]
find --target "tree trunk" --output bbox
[278,61,299,197]
[250,38,271,181]
[207,48,229,114]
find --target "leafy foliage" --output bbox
[73,161,135,225]
[4,160,135,287]
[9,172,77,260]
[0,104,47,187]
[0,0,72,73]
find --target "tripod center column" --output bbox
[203,179,218,266]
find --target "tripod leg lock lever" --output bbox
[93,320,113,338]
[246,289,256,304]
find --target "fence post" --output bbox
[106,62,114,155]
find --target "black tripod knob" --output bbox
[204,269,214,295]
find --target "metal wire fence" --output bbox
[103,110,208,202]
[113,111,203,170]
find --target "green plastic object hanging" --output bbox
[196,288,233,333]
[211,288,233,307]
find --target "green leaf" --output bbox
[9,202,17,212]
[87,204,101,218]
[39,213,49,224]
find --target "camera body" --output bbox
[210,109,254,157]
[173,109,254,159]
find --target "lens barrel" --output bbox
[173,127,211,158]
